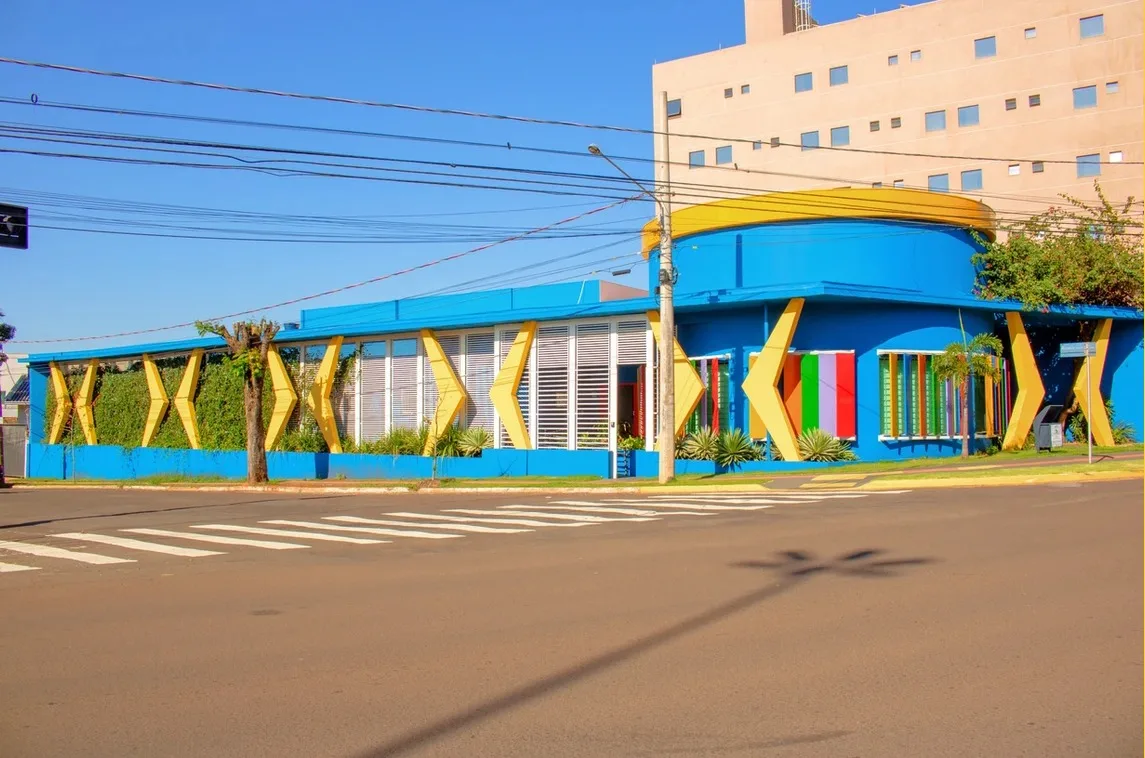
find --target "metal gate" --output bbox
[1,424,27,479]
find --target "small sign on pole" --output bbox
[1060,342,1098,463]
[0,203,28,250]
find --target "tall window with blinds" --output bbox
[390,338,419,430]
[536,325,570,449]
[359,341,387,443]
[781,351,857,440]
[331,343,358,442]
[878,351,1011,439]
[464,332,495,432]
[574,323,610,449]
[498,327,533,448]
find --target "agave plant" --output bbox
[458,426,493,457]
[434,424,465,458]
[797,428,858,462]
[715,428,761,467]
[680,427,719,461]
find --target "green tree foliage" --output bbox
[973,182,1143,310]
[0,308,13,364]
[933,333,1004,459]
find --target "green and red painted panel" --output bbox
[878,352,1011,438]
[780,351,857,440]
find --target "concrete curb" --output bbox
[855,469,1142,490]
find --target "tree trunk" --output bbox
[959,379,970,459]
[245,373,268,483]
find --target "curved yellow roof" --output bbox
[639,187,996,256]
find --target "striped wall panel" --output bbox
[780,351,857,440]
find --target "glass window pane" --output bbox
[1073,85,1098,109]
[666,99,682,118]
[888,54,899,65]
[1110,151,1123,163]
[1076,153,1101,177]
[741,84,750,94]
[1025,27,1037,38]
[893,179,905,188]
[928,173,950,192]
[794,72,813,92]
[957,104,980,127]
[974,36,997,58]
[1028,94,1041,107]
[1005,98,1017,111]
[910,50,922,61]
[870,120,880,132]
[925,110,946,131]
[800,130,819,150]
[1080,14,1104,38]
[961,169,983,191]
[724,88,733,98]
[829,65,849,86]
[1032,161,1045,173]
[715,145,732,164]
[830,125,850,146]
[1008,164,1020,176]
[890,116,902,128]
[1106,81,1119,94]
[752,140,762,150]
[688,150,705,167]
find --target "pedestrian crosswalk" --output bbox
[0,490,907,576]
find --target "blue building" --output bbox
[21,189,1143,480]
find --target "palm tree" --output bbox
[933,332,1004,458]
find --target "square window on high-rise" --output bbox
[910,49,922,61]
[1076,153,1101,177]
[872,182,883,188]
[829,65,849,86]
[888,54,899,66]
[688,150,705,168]
[769,136,780,147]
[890,116,902,129]
[1073,85,1098,109]
[1110,151,1124,163]
[1005,97,1017,111]
[1106,81,1119,94]
[1029,94,1041,107]
[928,173,950,192]
[830,125,850,146]
[1008,164,1020,176]
[1032,161,1045,173]
[741,84,751,95]
[724,87,734,98]
[752,140,762,150]
[958,104,980,127]
[795,72,813,92]
[893,179,905,188]
[974,36,997,58]
[715,145,733,164]
[801,130,820,150]
[961,168,984,191]
[667,99,682,118]
[870,120,880,132]
[1025,27,1037,39]
[925,110,947,131]
[1080,14,1104,38]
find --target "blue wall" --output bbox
[25,444,613,481]
[1107,321,1144,440]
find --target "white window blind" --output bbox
[498,327,533,448]
[536,325,570,449]
[464,332,495,432]
[360,341,387,442]
[617,319,647,365]
[574,323,610,449]
[391,338,419,430]
[332,345,358,442]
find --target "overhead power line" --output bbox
[0,57,1139,166]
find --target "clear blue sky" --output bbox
[4,0,925,353]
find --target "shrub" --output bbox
[434,424,464,458]
[617,436,645,452]
[715,428,761,467]
[680,427,719,461]
[1069,398,1137,444]
[458,427,493,457]
[797,428,858,462]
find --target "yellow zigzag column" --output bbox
[175,349,204,450]
[1001,312,1045,451]
[489,322,536,450]
[421,329,468,456]
[306,337,345,455]
[742,298,804,462]
[1071,318,1114,447]
[47,362,73,444]
[647,310,706,439]
[74,359,99,445]
[265,346,298,452]
[141,355,170,447]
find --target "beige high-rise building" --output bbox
[652,0,1143,225]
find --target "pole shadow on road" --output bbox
[352,548,936,758]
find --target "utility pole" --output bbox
[654,90,675,484]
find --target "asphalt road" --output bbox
[0,481,1140,757]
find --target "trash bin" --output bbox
[1033,404,1065,452]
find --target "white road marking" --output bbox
[124,528,310,550]
[639,496,826,504]
[0,562,40,573]
[449,509,658,523]
[262,520,461,540]
[55,533,223,558]
[191,525,385,544]
[549,501,715,516]
[590,501,775,512]
[327,517,531,534]
[386,512,589,528]
[0,540,135,565]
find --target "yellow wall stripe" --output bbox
[74,359,98,445]
[1071,318,1115,447]
[420,329,468,455]
[489,322,536,450]
[174,349,204,450]
[741,298,804,461]
[1001,312,1045,450]
[141,355,169,447]
[647,310,706,439]
[47,362,73,444]
[265,346,298,452]
[305,337,345,455]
